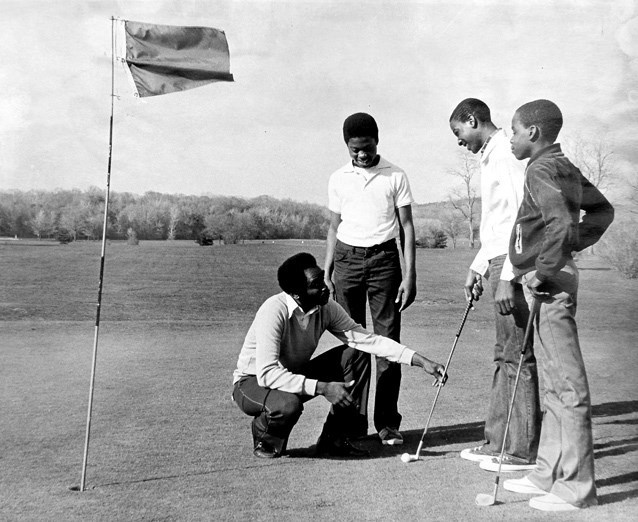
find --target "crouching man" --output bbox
[232,252,447,458]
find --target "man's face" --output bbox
[347,136,378,168]
[300,266,330,308]
[449,117,483,154]
[510,113,533,160]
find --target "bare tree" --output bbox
[564,134,616,193]
[167,205,181,240]
[448,152,480,248]
[440,207,465,248]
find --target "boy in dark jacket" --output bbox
[503,99,614,512]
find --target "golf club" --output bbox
[400,296,475,463]
[475,297,540,506]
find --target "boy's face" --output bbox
[449,117,483,154]
[347,136,378,168]
[510,113,533,160]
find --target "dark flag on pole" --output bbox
[77,17,233,493]
[121,20,234,97]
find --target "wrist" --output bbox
[315,382,327,395]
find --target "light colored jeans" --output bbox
[522,260,597,508]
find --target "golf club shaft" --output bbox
[415,297,474,458]
[491,297,540,503]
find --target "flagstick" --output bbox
[79,16,116,493]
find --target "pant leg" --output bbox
[333,242,371,435]
[523,263,597,508]
[232,376,303,454]
[365,244,403,432]
[483,255,541,463]
[303,344,372,438]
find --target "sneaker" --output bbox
[460,445,497,462]
[529,493,580,512]
[479,455,537,472]
[504,476,546,495]
[379,427,403,446]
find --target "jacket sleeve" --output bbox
[575,173,614,251]
[527,162,576,281]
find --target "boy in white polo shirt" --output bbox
[324,112,416,445]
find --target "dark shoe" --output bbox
[316,434,369,458]
[253,442,280,459]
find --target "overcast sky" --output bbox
[1,0,636,206]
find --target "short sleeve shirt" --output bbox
[328,157,414,247]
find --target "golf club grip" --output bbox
[455,298,474,337]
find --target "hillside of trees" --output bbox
[0,188,481,247]
[0,189,331,243]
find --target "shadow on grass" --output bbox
[592,400,638,418]
[597,472,638,505]
[285,421,485,460]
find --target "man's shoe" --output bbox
[504,476,546,495]
[460,445,497,462]
[253,442,280,459]
[479,455,536,472]
[529,493,580,512]
[379,427,403,446]
[316,434,369,458]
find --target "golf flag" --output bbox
[117,20,233,97]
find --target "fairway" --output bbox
[1,240,637,521]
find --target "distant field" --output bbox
[1,240,637,521]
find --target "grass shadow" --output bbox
[596,471,638,506]
[592,400,638,418]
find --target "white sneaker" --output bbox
[504,476,545,495]
[529,493,580,512]
[460,445,497,462]
[479,456,537,472]
[379,427,403,445]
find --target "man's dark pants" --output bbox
[232,344,371,454]
[484,254,541,463]
[333,239,402,434]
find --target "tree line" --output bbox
[0,189,331,243]
[0,187,484,248]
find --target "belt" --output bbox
[337,239,397,255]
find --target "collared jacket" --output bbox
[509,144,614,281]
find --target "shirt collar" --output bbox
[343,155,390,174]
[527,143,562,167]
[284,293,319,319]
[479,128,501,159]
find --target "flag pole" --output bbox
[79,16,116,492]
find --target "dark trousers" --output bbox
[483,255,541,463]
[232,344,371,454]
[333,239,402,433]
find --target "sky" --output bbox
[1,0,637,206]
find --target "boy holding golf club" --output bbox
[323,112,417,445]
[232,253,446,459]
[502,99,614,511]
[448,98,542,472]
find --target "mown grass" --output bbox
[1,240,637,521]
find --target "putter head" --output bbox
[399,453,420,463]
[475,493,497,506]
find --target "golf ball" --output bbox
[400,453,411,463]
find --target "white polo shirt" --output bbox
[470,129,526,281]
[328,156,414,247]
